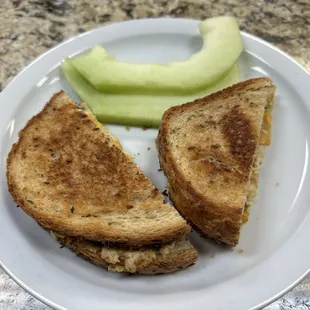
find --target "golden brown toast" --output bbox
[7,91,190,246]
[157,78,275,246]
[47,229,198,274]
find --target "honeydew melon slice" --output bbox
[71,16,242,94]
[61,59,240,127]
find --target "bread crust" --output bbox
[7,91,189,246]
[47,229,198,274]
[157,78,275,246]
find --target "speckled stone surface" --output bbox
[1,0,310,90]
[1,0,310,309]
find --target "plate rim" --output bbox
[1,17,310,310]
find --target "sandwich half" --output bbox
[6,91,197,274]
[157,78,275,246]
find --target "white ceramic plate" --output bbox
[1,18,310,310]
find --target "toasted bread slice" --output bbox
[47,229,197,274]
[7,91,190,246]
[157,78,275,246]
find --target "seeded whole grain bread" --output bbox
[7,91,190,246]
[47,229,198,274]
[157,78,275,246]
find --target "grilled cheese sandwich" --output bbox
[157,77,275,246]
[7,91,198,274]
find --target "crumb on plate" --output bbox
[161,189,168,196]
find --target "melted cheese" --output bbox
[242,206,250,223]
[259,111,272,146]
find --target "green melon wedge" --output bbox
[70,16,242,94]
[61,59,240,128]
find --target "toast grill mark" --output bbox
[221,106,256,171]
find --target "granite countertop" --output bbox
[1,0,310,309]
